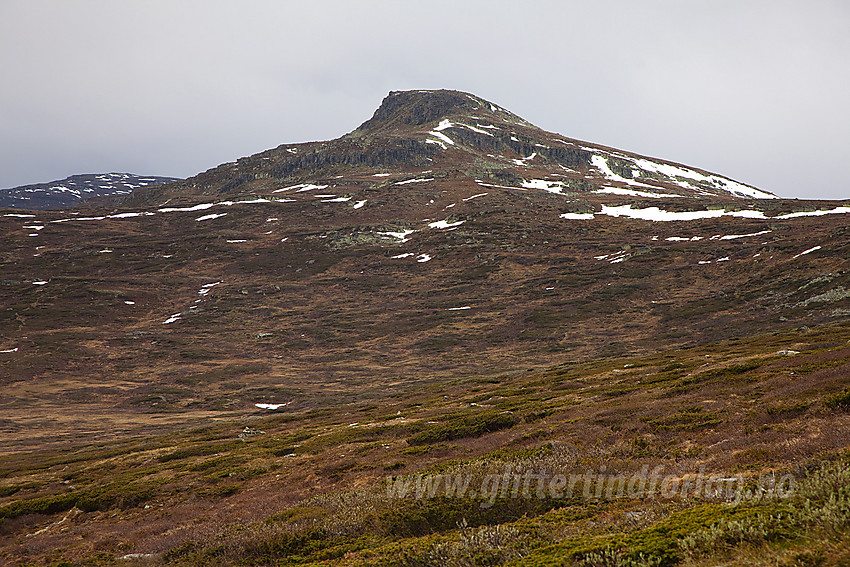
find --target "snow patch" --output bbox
[522,179,567,194]
[476,181,527,191]
[778,207,850,219]
[594,186,681,199]
[624,156,775,199]
[597,205,764,222]
[395,178,435,185]
[590,155,661,190]
[427,120,456,146]
[457,122,494,136]
[426,139,447,149]
[159,202,217,213]
[792,246,822,259]
[512,152,537,166]
[255,402,291,410]
[296,184,330,193]
[717,230,772,240]
[428,219,465,230]
[51,216,107,223]
[379,230,416,243]
[196,213,227,222]
[272,183,328,193]
[595,251,630,264]
[108,212,156,219]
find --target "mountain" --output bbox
[0,172,180,210]
[2,90,850,566]
[129,89,774,207]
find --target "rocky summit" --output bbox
[1,90,850,566]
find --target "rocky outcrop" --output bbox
[357,90,488,132]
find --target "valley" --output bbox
[1,90,849,566]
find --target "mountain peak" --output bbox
[356,89,528,133]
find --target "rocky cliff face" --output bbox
[355,90,529,132]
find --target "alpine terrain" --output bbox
[2,90,850,566]
[0,173,181,210]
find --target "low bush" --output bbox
[0,480,157,519]
[825,388,850,411]
[157,443,232,463]
[406,411,518,445]
[642,406,723,432]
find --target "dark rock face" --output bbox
[271,138,437,179]
[357,90,485,131]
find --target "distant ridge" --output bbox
[0,172,180,210]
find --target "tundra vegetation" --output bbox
[2,322,850,565]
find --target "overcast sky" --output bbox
[1,1,848,199]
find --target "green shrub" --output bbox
[164,525,333,563]
[186,455,241,472]
[578,547,664,567]
[825,388,850,411]
[157,443,231,462]
[0,480,156,519]
[377,495,582,539]
[197,483,240,499]
[75,481,158,512]
[0,481,41,498]
[0,493,78,520]
[642,406,722,432]
[395,521,531,567]
[678,456,850,562]
[766,401,811,418]
[406,412,518,445]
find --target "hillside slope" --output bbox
[1,89,849,566]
